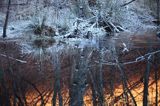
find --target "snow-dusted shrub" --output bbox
[1,0,157,60]
[18,15,57,60]
[94,0,129,25]
[70,0,93,18]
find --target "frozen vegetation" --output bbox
[0,0,160,106]
[0,0,158,56]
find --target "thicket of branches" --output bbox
[0,0,160,106]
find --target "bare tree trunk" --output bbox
[117,63,137,106]
[155,1,159,104]
[3,0,11,38]
[2,43,22,106]
[89,69,98,106]
[110,37,137,106]
[109,66,115,97]
[69,50,89,106]
[88,49,105,106]
[18,77,28,106]
[109,66,115,105]
[89,67,105,106]
[70,56,87,106]
[154,64,158,106]
[97,51,105,106]
[143,60,151,106]
[52,54,63,106]
[52,78,63,106]
[0,79,11,106]
[156,0,160,27]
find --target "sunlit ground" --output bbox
[25,78,160,106]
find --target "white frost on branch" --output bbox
[99,50,160,66]
[122,43,129,53]
[0,53,27,63]
[0,0,158,62]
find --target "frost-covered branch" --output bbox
[0,53,27,63]
[121,0,136,7]
[96,50,160,66]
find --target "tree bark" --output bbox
[156,0,160,27]
[0,80,11,106]
[69,51,89,106]
[3,0,11,38]
[143,60,151,106]
[69,60,86,106]
[117,63,137,106]
[154,64,158,106]
[52,55,63,106]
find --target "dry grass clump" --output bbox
[33,37,55,48]
[26,17,57,49]
[33,25,56,37]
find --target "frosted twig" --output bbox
[147,55,152,60]
[121,0,136,7]
[122,43,129,53]
[0,54,27,63]
[97,50,160,66]
[109,21,119,32]
[135,56,145,62]
[117,26,126,31]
